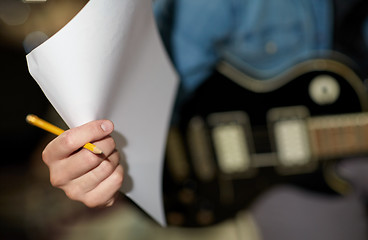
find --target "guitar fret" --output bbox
[309,125,321,158]
[344,127,354,154]
[359,120,368,153]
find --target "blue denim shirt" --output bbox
[153,0,333,96]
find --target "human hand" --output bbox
[42,120,124,207]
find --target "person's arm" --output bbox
[42,119,124,207]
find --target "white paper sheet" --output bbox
[26,0,178,226]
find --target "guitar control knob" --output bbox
[309,75,340,105]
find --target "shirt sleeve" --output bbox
[154,0,234,94]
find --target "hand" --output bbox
[42,120,124,208]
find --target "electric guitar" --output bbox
[163,57,368,227]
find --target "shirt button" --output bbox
[265,41,278,54]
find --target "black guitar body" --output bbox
[181,67,363,152]
[163,58,368,227]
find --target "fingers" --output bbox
[40,119,124,208]
[49,136,117,184]
[66,150,120,194]
[43,120,114,162]
[72,165,124,208]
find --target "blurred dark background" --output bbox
[0,1,89,239]
[0,0,88,166]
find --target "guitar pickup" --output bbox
[187,116,217,182]
[268,106,317,175]
[207,111,255,178]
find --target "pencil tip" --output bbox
[94,147,103,155]
[84,143,103,155]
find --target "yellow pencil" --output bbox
[26,114,103,154]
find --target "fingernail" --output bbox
[101,121,113,132]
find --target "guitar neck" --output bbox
[308,112,368,159]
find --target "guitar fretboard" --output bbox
[308,112,368,159]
